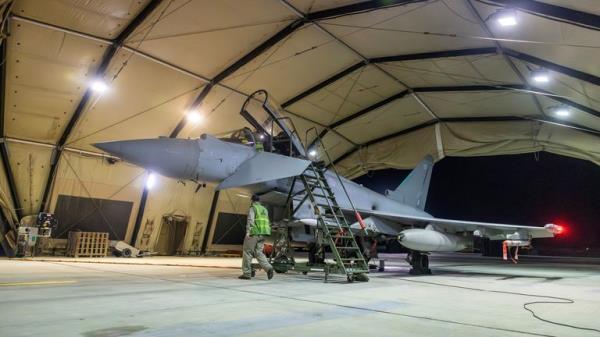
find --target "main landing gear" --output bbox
[407,251,431,275]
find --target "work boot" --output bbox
[267,268,274,280]
[238,275,251,280]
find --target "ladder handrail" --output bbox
[300,171,350,275]
[305,127,365,231]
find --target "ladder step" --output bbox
[311,193,333,199]
[323,214,345,220]
[342,267,369,272]
[333,235,354,239]
[336,246,359,250]
[316,203,339,208]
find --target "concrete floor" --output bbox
[1,254,599,337]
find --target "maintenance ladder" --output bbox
[241,90,368,282]
[293,161,369,282]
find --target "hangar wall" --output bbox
[6,142,52,215]
[137,176,214,254]
[1,145,251,254]
[48,151,144,243]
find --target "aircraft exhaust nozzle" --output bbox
[94,138,200,180]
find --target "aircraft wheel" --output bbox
[420,254,429,270]
[408,252,431,275]
[353,273,369,282]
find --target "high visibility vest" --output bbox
[255,141,264,152]
[250,203,271,236]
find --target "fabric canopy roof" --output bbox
[0,0,598,219]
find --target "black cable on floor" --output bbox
[44,261,562,337]
[396,278,600,334]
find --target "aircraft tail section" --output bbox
[385,155,433,210]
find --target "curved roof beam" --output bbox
[39,0,164,212]
[307,0,430,21]
[332,115,600,166]
[169,0,431,138]
[282,47,498,109]
[282,61,367,108]
[284,48,599,116]
[322,84,600,164]
[310,82,600,149]
[0,29,22,220]
[504,49,600,86]
[168,19,305,137]
[483,0,600,30]
[309,84,522,148]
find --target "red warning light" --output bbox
[552,221,569,236]
[554,225,565,235]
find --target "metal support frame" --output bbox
[200,190,220,254]
[282,61,367,108]
[38,0,164,213]
[6,0,596,238]
[369,47,498,63]
[130,184,149,246]
[466,0,546,118]
[0,40,21,220]
[168,0,411,137]
[168,19,305,139]
[284,47,499,110]
[133,0,409,242]
[332,114,600,165]
[280,0,443,165]
[306,0,429,21]
[486,0,600,30]
[0,213,14,256]
[138,0,438,247]
[503,48,600,86]
[312,81,600,150]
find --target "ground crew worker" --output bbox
[239,194,274,280]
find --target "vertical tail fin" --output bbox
[385,155,434,210]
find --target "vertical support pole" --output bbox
[200,190,220,254]
[434,122,445,160]
[130,185,149,246]
[0,215,14,257]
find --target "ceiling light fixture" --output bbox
[90,79,109,93]
[531,69,550,83]
[146,173,157,189]
[496,9,517,27]
[554,108,570,118]
[186,110,203,124]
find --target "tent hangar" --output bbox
[0,0,597,255]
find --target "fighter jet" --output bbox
[94,132,563,274]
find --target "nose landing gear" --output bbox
[407,251,431,275]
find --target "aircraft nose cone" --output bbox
[94,138,200,180]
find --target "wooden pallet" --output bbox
[66,231,109,258]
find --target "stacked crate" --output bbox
[67,231,109,258]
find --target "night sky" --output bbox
[354,152,600,256]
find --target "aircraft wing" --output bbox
[349,208,558,239]
[216,152,310,190]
